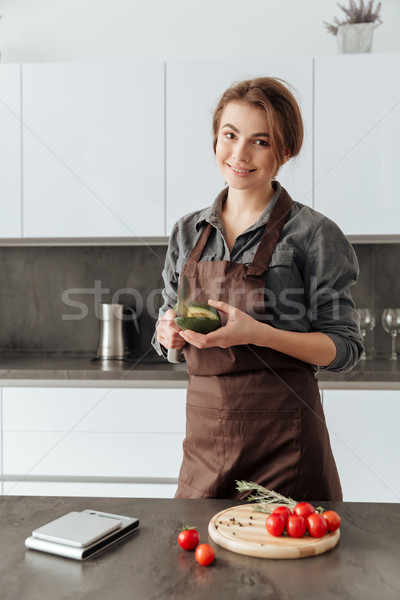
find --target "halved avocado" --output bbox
[174,302,222,334]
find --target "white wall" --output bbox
[0,0,398,63]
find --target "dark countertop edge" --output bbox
[1,235,400,245]
[0,356,399,388]
[0,374,400,389]
[0,236,170,246]
[0,377,189,388]
[318,380,400,390]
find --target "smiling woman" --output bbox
[217,103,276,186]
[212,77,303,175]
[154,76,363,502]
[215,101,283,249]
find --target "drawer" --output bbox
[3,431,184,478]
[3,481,178,498]
[3,387,186,432]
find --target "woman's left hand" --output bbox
[178,299,266,349]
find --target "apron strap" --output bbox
[185,222,214,266]
[182,187,294,278]
[244,187,294,278]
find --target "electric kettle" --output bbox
[95,303,139,360]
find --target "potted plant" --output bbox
[324,0,383,54]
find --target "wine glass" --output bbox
[357,309,376,360]
[381,309,400,361]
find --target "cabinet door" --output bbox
[3,481,178,498]
[314,53,400,235]
[0,65,22,237]
[3,431,184,478]
[166,58,313,234]
[323,390,400,502]
[22,62,164,237]
[2,387,186,432]
[2,387,186,494]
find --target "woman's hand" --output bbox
[157,309,187,350]
[178,299,266,349]
[176,299,337,366]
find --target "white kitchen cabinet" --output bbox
[166,57,314,234]
[22,62,165,237]
[1,387,186,498]
[3,481,178,498]
[0,65,22,237]
[3,431,184,477]
[2,387,186,432]
[314,53,400,235]
[323,389,400,502]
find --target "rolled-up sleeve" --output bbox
[302,216,364,372]
[151,222,180,357]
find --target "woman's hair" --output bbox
[212,77,304,175]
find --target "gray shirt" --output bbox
[152,181,363,373]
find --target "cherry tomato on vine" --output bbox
[306,513,329,538]
[177,528,200,550]
[272,506,292,524]
[293,502,316,519]
[266,513,286,537]
[322,510,341,532]
[195,543,215,566]
[286,514,307,538]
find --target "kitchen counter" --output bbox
[0,353,400,389]
[1,495,399,600]
[0,353,189,388]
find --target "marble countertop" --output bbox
[0,352,399,389]
[1,495,399,600]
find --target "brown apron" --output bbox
[175,188,342,502]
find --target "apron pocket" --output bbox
[178,404,302,499]
[220,408,302,499]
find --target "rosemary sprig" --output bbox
[236,480,297,513]
[235,480,325,514]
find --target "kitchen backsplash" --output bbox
[0,245,167,360]
[0,243,398,360]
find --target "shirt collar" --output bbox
[194,180,283,232]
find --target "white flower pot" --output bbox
[337,22,378,54]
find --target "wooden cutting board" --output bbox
[208,504,340,559]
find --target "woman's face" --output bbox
[215,101,278,194]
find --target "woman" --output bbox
[154,77,363,501]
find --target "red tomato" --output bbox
[177,528,199,550]
[272,506,292,524]
[293,502,316,519]
[286,514,306,538]
[306,513,329,538]
[195,543,215,566]
[266,513,286,537]
[322,510,341,533]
